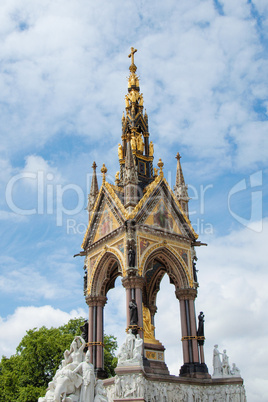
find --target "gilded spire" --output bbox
[87,161,99,215]
[174,153,190,217]
[123,134,138,212]
[119,48,154,193]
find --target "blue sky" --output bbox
[0,0,267,400]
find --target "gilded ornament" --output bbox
[143,305,160,344]
[118,144,123,160]
[157,158,164,177]
[131,135,136,150]
[115,171,120,184]
[149,141,154,156]
[137,133,144,153]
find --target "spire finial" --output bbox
[87,161,99,215]
[128,47,137,72]
[157,158,164,177]
[128,47,137,64]
[101,163,107,183]
[174,152,190,217]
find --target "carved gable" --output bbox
[143,198,182,235]
[132,179,197,241]
[92,201,121,243]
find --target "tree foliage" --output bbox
[0,317,117,402]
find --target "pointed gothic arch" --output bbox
[90,249,124,297]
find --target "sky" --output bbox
[0,0,267,400]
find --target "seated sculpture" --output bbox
[38,337,108,402]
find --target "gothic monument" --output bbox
[77,48,246,401]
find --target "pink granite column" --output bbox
[122,275,145,337]
[125,287,131,329]
[135,287,144,339]
[189,299,199,363]
[95,296,107,376]
[88,305,94,364]
[199,344,205,364]
[179,299,190,363]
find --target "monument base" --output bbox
[179,362,210,378]
[95,367,108,379]
[143,341,170,376]
[103,370,246,401]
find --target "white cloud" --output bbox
[0,305,86,358]
[0,248,82,301]
[0,0,266,174]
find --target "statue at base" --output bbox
[212,345,241,378]
[38,337,108,402]
[117,331,144,367]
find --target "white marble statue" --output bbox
[125,329,136,358]
[212,344,222,377]
[74,350,95,401]
[94,379,108,402]
[38,338,107,402]
[212,345,242,379]
[231,363,241,377]
[116,331,144,366]
[222,349,231,376]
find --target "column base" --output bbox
[95,367,108,379]
[179,362,211,378]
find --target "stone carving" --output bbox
[222,349,231,376]
[80,320,89,344]
[38,337,108,402]
[107,374,247,402]
[74,350,95,401]
[117,331,143,366]
[212,344,222,377]
[94,380,108,401]
[128,245,136,267]
[83,270,88,294]
[129,299,138,325]
[197,311,205,342]
[212,345,242,378]
[191,246,198,283]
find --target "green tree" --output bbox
[0,317,117,402]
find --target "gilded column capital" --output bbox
[85,295,107,307]
[175,288,197,301]
[121,275,145,290]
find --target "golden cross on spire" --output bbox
[128,47,137,65]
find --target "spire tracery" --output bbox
[118,47,154,198]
